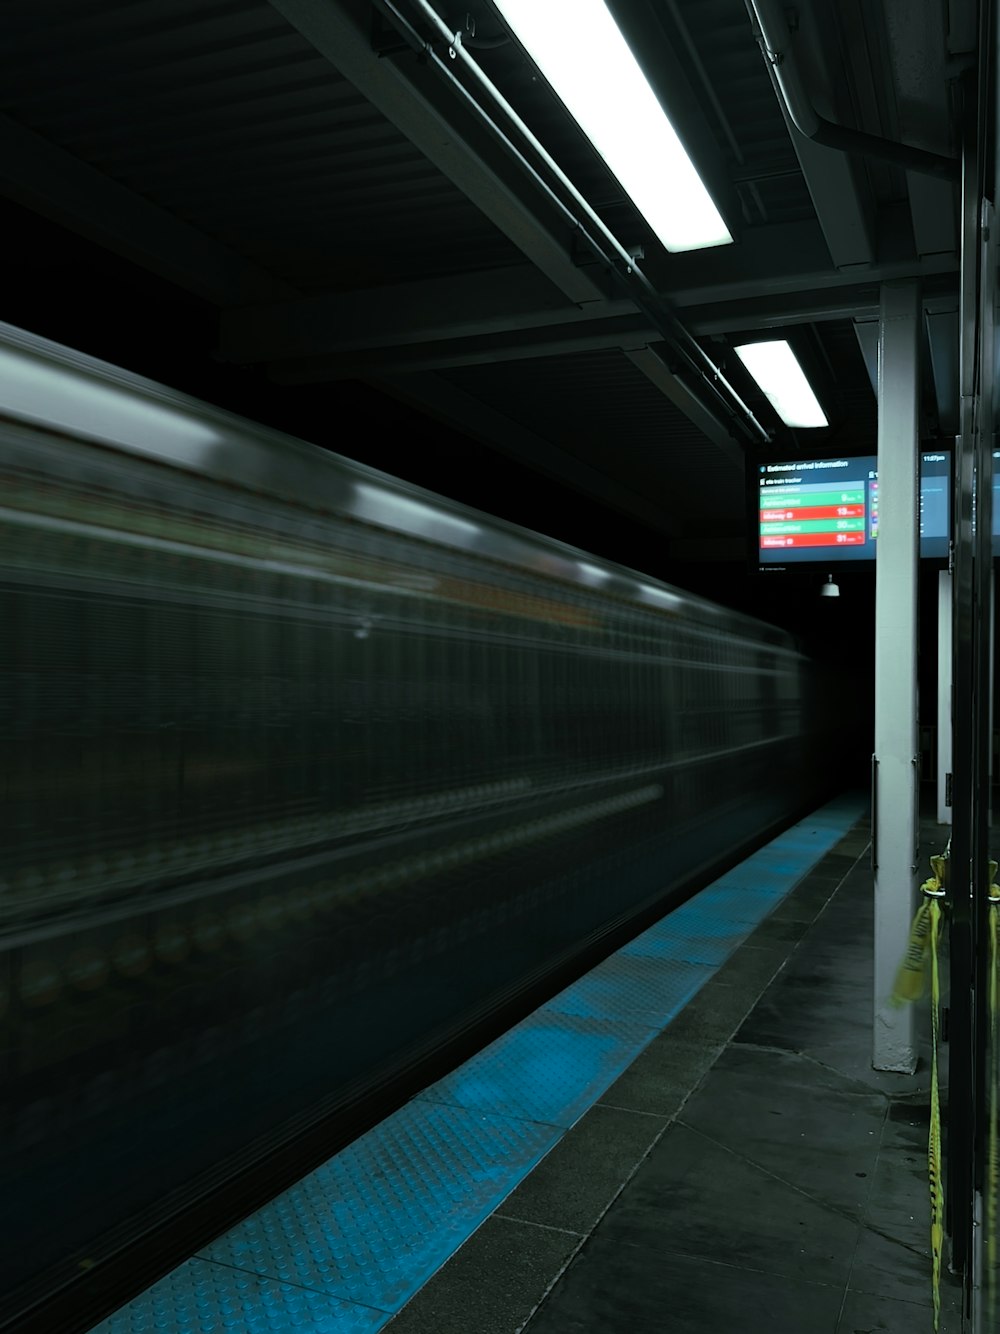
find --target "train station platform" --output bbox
[88,793,958,1334]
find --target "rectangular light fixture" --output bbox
[734,340,829,427]
[492,0,732,253]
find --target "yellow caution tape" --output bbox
[890,855,946,1328]
[890,898,935,1005]
[890,857,947,1007]
[927,886,944,1332]
[987,876,999,1326]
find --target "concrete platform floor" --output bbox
[385,814,965,1334]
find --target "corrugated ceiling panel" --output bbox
[674,0,814,225]
[442,348,746,535]
[0,0,524,293]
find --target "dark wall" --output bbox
[2,196,683,582]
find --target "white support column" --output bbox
[873,279,920,1074]
[938,570,953,825]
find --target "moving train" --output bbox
[0,322,839,1329]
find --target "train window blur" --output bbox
[0,324,845,1323]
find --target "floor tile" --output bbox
[711,942,788,994]
[766,892,829,925]
[595,1122,861,1287]
[525,1240,845,1333]
[496,1104,667,1234]
[385,1217,580,1334]
[838,1284,964,1333]
[742,913,813,945]
[597,1034,721,1117]
[736,951,932,1096]
[848,1223,936,1308]
[679,1044,886,1218]
[666,976,774,1045]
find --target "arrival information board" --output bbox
[758,453,950,564]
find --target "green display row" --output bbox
[760,517,867,535]
[759,488,866,508]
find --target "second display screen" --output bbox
[758,452,950,564]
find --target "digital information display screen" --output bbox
[757,452,950,565]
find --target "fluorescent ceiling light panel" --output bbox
[493,0,732,252]
[734,340,829,427]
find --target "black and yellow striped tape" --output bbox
[891,857,946,1330]
[987,873,999,1326]
[927,884,944,1333]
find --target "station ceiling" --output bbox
[0,0,971,585]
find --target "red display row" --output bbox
[760,532,866,549]
[759,503,864,522]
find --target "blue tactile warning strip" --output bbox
[89,1258,388,1334]
[201,1103,560,1310]
[541,954,713,1025]
[86,792,866,1334]
[416,1013,657,1126]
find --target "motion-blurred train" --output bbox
[0,322,839,1328]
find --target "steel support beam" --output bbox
[267,0,605,305]
[255,278,957,382]
[745,0,877,270]
[925,305,960,435]
[0,113,296,306]
[267,316,661,381]
[221,235,957,378]
[222,267,634,365]
[853,318,879,395]
[882,0,959,259]
[621,344,744,466]
[873,278,921,1073]
[220,244,918,367]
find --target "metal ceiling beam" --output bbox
[744,0,878,270]
[257,293,896,384]
[222,273,854,368]
[881,0,959,259]
[925,304,959,435]
[221,219,958,367]
[261,277,959,381]
[856,297,958,437]
[267,315,660,381]
[269,0,774,449]
[620,345,744,466]
[637,208,956,310]
[853,318,879,395]
[266,0,606,306]
[690,288,881,335]
[222,267,635,363]
[0,112,296,306]
[369,371,681,537]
